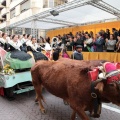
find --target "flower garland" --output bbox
[3,64,15,75]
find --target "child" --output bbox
[62,48,70,58]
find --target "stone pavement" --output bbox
[0,90,120,120]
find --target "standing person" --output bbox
[72,37,78,50]
[57,37,62,48]
[116,36,120,52]
[94,32,104,52]
[112,28,118,42]
[84,34,93,52]
[66,36,73,51]
[76,34,84,47]
[106,29,110,39]
[71,45,83,60]
[105,34,116,52]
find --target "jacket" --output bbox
[71,51,83,60]
[94,37,104,52]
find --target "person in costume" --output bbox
[5,35,31,61]
[27,37,48,61]
[20,34,27,44]
[0,31,2,38]
[22,34,32,52]
[0,33,8,49]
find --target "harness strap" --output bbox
[91,82,101,116]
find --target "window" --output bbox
[43,0,48,8]
[21,0,30,13]
[10,8,15,19]
[11,0,16,2]
[54,0,65,6]
[49,0,54,8]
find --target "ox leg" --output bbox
[33,83,46,114]
[71,110,76,120]
[70,104,89,120]
[35,92,38,103]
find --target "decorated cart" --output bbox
[0,47,35,100]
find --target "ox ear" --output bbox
[95,82,104,93]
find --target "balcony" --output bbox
[0,14,5,22]
[10,9,32,25]
[1,7,9,16]
[0,21,10,29]
[0,4,4,10]
[1,0,6,6]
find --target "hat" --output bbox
[76,45,83,48]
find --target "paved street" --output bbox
[0,90,120,120]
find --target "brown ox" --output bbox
[31,59,120,120]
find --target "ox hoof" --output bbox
[35,99,38,104]
[90,113,100,118]
[40,109,46,114]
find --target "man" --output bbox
[112,28,118,42]
[76,34,84,47]
[94,32,104,52]
[71,45,83,60]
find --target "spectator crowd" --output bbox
[0,28,120,62]
[44,28,120,52]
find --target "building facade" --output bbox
[0,0,70,38]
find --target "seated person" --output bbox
[22,34,32,52]
[5,35,31,61]
[0,33,8,49]
[27,37,48,61]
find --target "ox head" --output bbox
[95,79,120,106]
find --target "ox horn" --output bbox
[94,79,105,93]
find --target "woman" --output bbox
[105,34,116,52]
[27,37,48,61]
[20,34,27,44]
[66,36,73,51]
[5,35,31,61]
[116,36,120,52]
[57,38,62,48]
[84,34,93,52]
[22,34,32,52]
[39,36,45,48]
[52,48,61,61]
[0,33,8,49]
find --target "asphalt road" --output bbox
[0,90,120,120]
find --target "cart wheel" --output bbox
[4,87,15,101]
